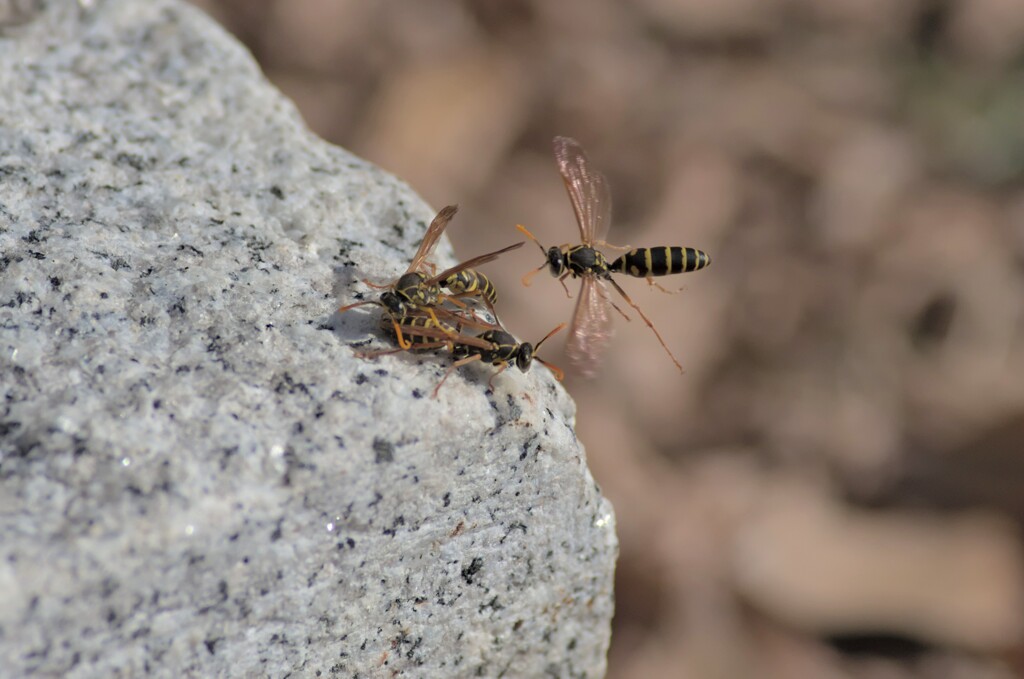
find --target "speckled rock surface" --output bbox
[0,2,616,677]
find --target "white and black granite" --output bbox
[0,1,616,676]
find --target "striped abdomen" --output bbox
[609,247,710,277]
[443,270,498,306]
[381,314,456,348]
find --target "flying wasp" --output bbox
[359,310,565,397]
[517,136,710,377]
[338,204,523,348]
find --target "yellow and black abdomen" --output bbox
[609,247,710,277]
[380,313,456,349]
[443,270,498,307]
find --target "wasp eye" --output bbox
[546,248,564,276]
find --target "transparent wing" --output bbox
[553,136,612,244]
[565,277,614,378]
[407,204,459,274]
[427,241,524,285]
[431,305,502,332]
[407,326,497,351]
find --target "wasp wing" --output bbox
[406,204,459,274]
[553,136,613,245]
[565,277,614,378]
[384,315,497,350]
[430,305,503,332]
[427,241,524,286]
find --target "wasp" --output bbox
[354,310,467,363]
[338,204,523,348]
[361,311,565,397]
[440,323,566,395]
[517,136,711,377]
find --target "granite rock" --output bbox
[0,1,616,677]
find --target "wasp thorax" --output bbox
[395,271,427,293]
[546,247,566,276]
[394,271,440,306]
[573,246,606,272]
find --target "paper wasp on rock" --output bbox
[338,204,523,348]
[518,136,711,377]
[443,323,566,394]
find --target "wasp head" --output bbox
[515,342,535,372]
[379,290,407,316]
[545,247,566,276]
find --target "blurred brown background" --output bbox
[191,1,1024,677]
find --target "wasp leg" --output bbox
[389,316,414,350]
[355,340,447,360]
[646,277,685,294]
[557,273,573,299]
[361,278,392,290]
[606,277,683,373]
[596,281,631,321]
[439,294,468,310]
[595,239,632,252]
[486,363,509,392]
[453,289,505,325]
[447,292,499,325]
[431,354,484,398]
[422,306,462,338]
[481,297,503,327]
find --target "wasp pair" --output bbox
[337,204,565,397]
[338,136,711,393]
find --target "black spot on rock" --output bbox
[461,557,483,584]
[373,438,395,463]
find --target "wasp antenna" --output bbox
[521,262,547,288]
[516,224,549,255]
[536,358,565,382]
[534,323,567,351]
[337,300,373,314]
